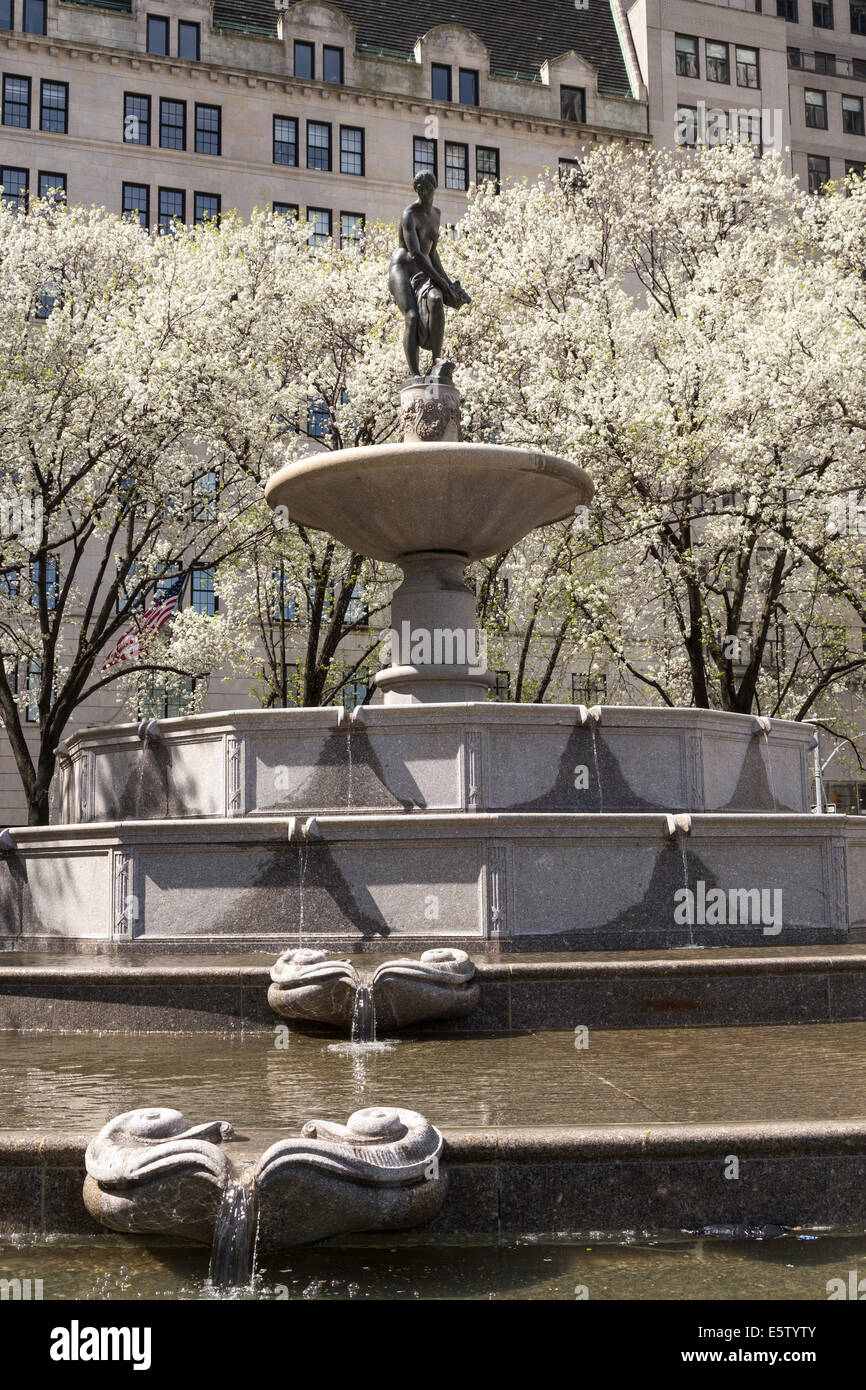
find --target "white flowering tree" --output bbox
[450,145,866,734]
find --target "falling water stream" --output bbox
[208,1180,259,1289]
[351,983,376,1044]
[297,842,308,946]
[346,723,354,809]
[760,731,778,812]
[589,723,604,813]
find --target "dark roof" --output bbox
[213,1,632,96]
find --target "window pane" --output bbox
[805,89,828,128]
[307,121,331,171]
[675,106,698,146]
[294,40,314,80]
[147,16,169,56]
[307,207,331,248]
[560,85,586,122]
[160,99,186,150]
[194,192,220,224]
[736,46,759,87]
[0,4,12,31]
[26,660,40,722]
[124,93,150,145]
[459,68,479,105]
[273,115,298,166]
[340,125,363,175]
[853,0,866,33]
[307,398,329,436]
[40,81,67,134]
[195,103,220,156]
[808,153,831,193]
[323,45,343,84]
[843,94,864,134]
[273,201,298,218]
[122,181,149,227]
[3,75,30,128]
[158,186,184,233]
[1,166,28,212]
[23,0,45,34]
[445,142,468,190]
[706,41,729,83]
[413,136,437,179]
[191,568,216,615]
[178,21,200,61]
[476,146,500,188]
[675,35,699,78]
[192,470,218,520]
[813,0,834,23]
[340,211,364,248]
[38,171,66,201]
[431,63,451,101]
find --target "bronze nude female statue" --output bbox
[389,170,471,381]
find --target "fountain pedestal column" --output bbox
[374,550,494,705]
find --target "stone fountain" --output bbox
[2,173,865,1268]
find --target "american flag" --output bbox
[101,574,186,672]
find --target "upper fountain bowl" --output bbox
[264,442,593,563]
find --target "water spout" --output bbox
[665,813,692,838]
[0,828,15,854]
[351,983,377,1044]
[136,718,161,742]
[208,1177,259,1289]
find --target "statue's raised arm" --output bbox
[388,171,471,382]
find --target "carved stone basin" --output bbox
[264,442,593,564]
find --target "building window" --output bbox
[345,580,368,626]
[340,675,368,712]
[560,85,586,122]
[491,670,510,702]
[572,672,607,705]
[25,660,40,722]
[733,110,762,148]
[736,45,760,88]
[558,157,585,187]
[273,115,298,166]
[191,567,217,616]
[124,93,150,145]
[445,141,468,191]
[853,0,866,32]
[22,0,45,34]
[0,3,12,31]
[307,398,329,437]
[1,166,28,212]
[476,145,500,189]
[307,207,332,248]
[192,469,218,521]
[459,68,479,105]
[307,120,332,171]
[706,41,730,84]
[340,125,364,176]
[323,45,344,84]
[273,201,298,218]
[38,170,65,201]
[3,74,30,128]
[846,159,866,177]
[294,40,314,80]
[813,0,834,23]
[431,63,452,102]
[122,181,149,227]
[195,103,221,156]
[178,20,200,62]
[826,781,866,814]
[147,15,169,56]
[30,555,58,610]
[340,210,364,249]
[272,566,298,624]
[808,153,831,192]
[158,186,185,233]
[40,80,67,134]
[777,0,799,15]
[413,135,437,179]
[675,105,699,146]
[675,34,699,78]
[159,98,186,150]
[843,94,864,135]
[805,89,828,129]
[194,191,220,224]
